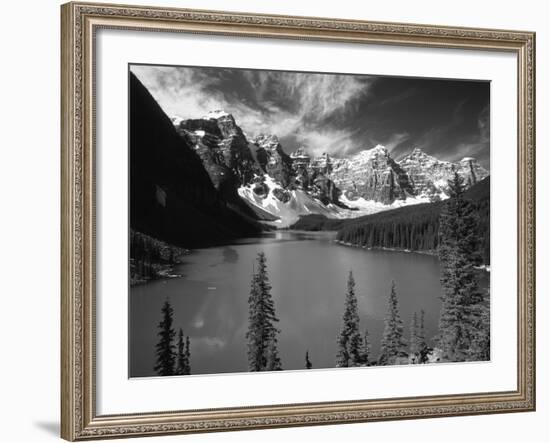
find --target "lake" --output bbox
[130,230,450,377]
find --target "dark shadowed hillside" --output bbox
[289,214,349,231]
[130,73,265,249]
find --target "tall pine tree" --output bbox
[184,334,191,375]
[409,311,420,359]
[154,299,176,376]
[438,172,488,362]
[246,252,282,371]
[409,311,427,363]
[266,330,282,371]
[419,310,427,348]
[175,328,186,375]
[336,271,364,367]
[360,329,371,366]
[469,295,490,361]
[417,309,430,363]
[378,281,407,365]
[305,350,313,369]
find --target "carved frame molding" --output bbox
[61,2,535,440]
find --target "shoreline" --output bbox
[334,240,491,271]
[130,262,185,286]
[334,240,438,257]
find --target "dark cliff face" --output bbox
[329,147,415,204]
[310,175,340,205]
[174,113,261,200]
[286,149,341,205]
[398,148,489,199]
[252,134,294,188]
[129,73,263,248]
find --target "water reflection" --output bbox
[130,231,464,377]
[222,246,239,264]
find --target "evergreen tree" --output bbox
[175,328,186,375]
[305,350,313,369]
[336,271,364,367]
[266,331,282,371]
[246,252,282,371]
[154,299,176,376]
[409,311,419,359]
[409,311,427,363]
[378,281,407,365]
[417,309,431,363]
[469,292,490,361]
[184,335,191,375]
[360,329,371,366]
[246,262,262,371]
[419,310,427,349]
[438,173,487,362]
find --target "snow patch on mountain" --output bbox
[204,109,230,119]
[170,116,185,126]
[238,174,446,227]
[170,111,489,228]
[238,176,346,226]
[339,193,438,213]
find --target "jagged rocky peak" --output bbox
[251,134,293,187]
[170,105,489,210]
[360,144,391,161]
[458,157,489,187]
[398,147,489,198]
[170,115,185,126]
[290,147,311,165]
[204,109,230,119]
[253,133,282,151]
[171,111,259,191]
[202,110,243,139]
[400,147,447,165]
[288,147,311,190]
[410,146,428,155]
[310,152,332,174]
[398,147,454,198]
[329,145,414,204]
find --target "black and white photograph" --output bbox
[129,64,491,377]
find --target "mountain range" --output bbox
[130,72,489,249]
[170,106,488,226]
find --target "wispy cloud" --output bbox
[131,65,490,167]
[384,132,410,151]
[412,99,490,167]
[130,65,372,155]
[378,88,417,106]
[131,65,253,122]
[294,127,361,157]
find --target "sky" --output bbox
[130,64,490,169]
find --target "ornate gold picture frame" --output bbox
[61,1,535,440]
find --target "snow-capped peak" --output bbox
[204,109,230,119]
[372,144,388,152]
[399,147,450,166]
[410,147,427,156]
[350,145,389,162]
[290,147,310,159]
[171,115,185,126]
